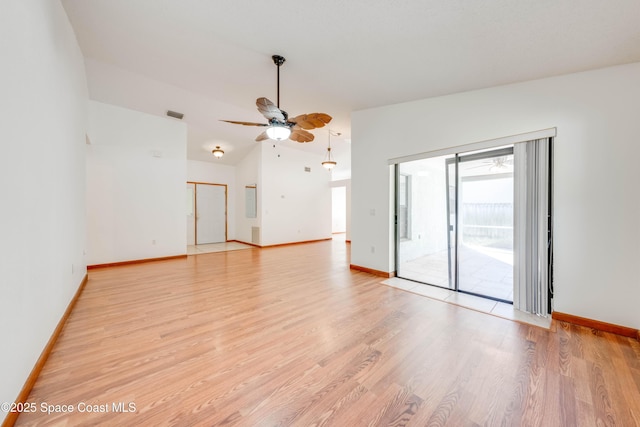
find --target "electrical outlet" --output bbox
[370,246,375,254]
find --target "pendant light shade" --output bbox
[266,125,291,141]
[212,145,224,158]
[322,159,337,170]
[322,131,339,170]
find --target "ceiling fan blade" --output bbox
[255,131,269,142]
[220,120,268,127]
[289,129,314,143]
[289,113,332,130]
[256,97,285,121]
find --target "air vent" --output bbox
[166,110,184,120]
[304,167,311,172]
[251,227,261,245]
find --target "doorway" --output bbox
[187,182,227,246]
[396,146,514,303]
[331,186,347,235]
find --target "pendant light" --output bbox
[322,131,338,170]
[212,145,224,158]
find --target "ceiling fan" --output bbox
[465,156,514,172]
[221,55,332,143]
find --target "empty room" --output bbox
[2,1,639,426]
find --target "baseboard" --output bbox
[87,254,187,269]
[552,311,639,340]
[232,240,261,248]
[2,274,89,427]
[234,238,332,249]
[350,264,396,278]
[262,238,332,248]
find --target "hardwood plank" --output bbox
[10,240,640,426]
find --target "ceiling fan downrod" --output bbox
[272,55,285,108]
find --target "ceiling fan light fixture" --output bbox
[266,125,291,141]
[212,145,224,158]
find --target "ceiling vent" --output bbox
[166,110,184,120]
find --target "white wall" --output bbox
[86,101,187,265]
[352,62,640,329]
[0,1,88,420]
[235,144,262,244]
[84,58,261,165]
[261,144,332,246]
[187,160,236,241]
[233,143,332,246]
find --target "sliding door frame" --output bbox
[445,154,457,290]
[393,129,555,309]
[547,138,554,313]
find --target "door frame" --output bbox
[448,146,514,303]
[395,146,516,304]
[187,181,228,245]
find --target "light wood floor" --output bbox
[15,239,640,426]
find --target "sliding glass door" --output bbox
[396,147,514,303]
[456,148,514,302]
[396,154,457,290]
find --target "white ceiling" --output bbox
[62,0,640,174]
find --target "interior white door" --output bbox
[186,183,196,245]
[196,184,226,244]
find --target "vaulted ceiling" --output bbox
[62,0,640,177]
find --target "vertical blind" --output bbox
[513,138,551,316]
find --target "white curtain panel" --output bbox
[513,138,551,316]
